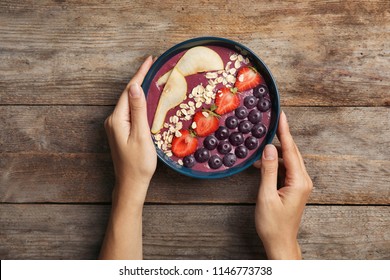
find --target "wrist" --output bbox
[115,173,152,190]
[263,239,302,260]
[112,179,150,209]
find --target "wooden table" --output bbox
[1,0,389,260]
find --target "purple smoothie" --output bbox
[146,45,271,172]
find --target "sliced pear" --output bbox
[151,46,224,134]
[151,68,187,134]
[156,47,223,86]
[156,69,172,86]
[175,46,224,76]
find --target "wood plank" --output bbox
[1,153,389,205]
[299,205,390,260]
[0,204,389,259]
[0,0,389,106]
[1,106,389,159]
[1,106,389,204]
[0,106,111,153]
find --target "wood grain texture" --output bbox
[1,106,389,204]
[0,204,389,260]
[0,106,111,153]
[1,106,389,158]
[1,0,389,262]
[1,153,389,204]
[0,0,389,106]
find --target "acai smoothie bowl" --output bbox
[142,37,280,179]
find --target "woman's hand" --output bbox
[100,56,156,260]
[104,56,156,206]
[254,111,313,259]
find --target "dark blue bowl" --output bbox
[142,37,280,179]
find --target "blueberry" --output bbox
[229,132,244,146]
[238,120,253,134]
[208,155,223,169]
[235,145,248,158]
[243,95,258,109]
[217,140,232,154]
[257,98,271,112]
[248,109,262,124]
[194,147,210,163]
[251,123,267,138]
[223,153,237,167]
[215,126,229,140]
[183,155,196,168]
[203,135,218,150]
[235,106,249,119]
[245,136,259,150]
[253,85,268,98]
[225,116,239,129]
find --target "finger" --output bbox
[254,157,285,171]
[277,111,304,173]
[113,56,153,121]
[253,160,261,169]
[113,87,130,124]
[254,145,282,169]
[259,144,279,198]
[128,83,150,138]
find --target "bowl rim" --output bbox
[142,36,280,179]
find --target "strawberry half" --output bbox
[171,129,198,158]
[193,110,219,137]
[215,87,240,115]
[234,66,262,92]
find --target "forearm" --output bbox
[99,181,148,260]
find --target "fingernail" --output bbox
[129,83,141,98]
[263,144,276,160]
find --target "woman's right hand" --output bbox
[254,111,313,259]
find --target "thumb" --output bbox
[128,83,150,136]
[259,144,279,198]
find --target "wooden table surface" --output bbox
[1,0,389,260]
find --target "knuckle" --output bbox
[300,175,313,194]
[130,100,146,111]
[104,115,117,136]
[306,176,313,192]
[261,163,278,176]
[104,116,111,129]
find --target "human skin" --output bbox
[253,111,313,259]
[99,56,312,260]
[99,56,156,260]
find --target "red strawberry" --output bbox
[171,129,198,158]
[234,66,262,92]
[193,110,219,137]
[214,87,240,115]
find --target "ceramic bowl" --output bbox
[142,37,280,179]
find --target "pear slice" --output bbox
[156,46,223,86]
[151,46,224,134]
[157,69,172,86]
[175,46,224,76]
[151,68,187,134]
